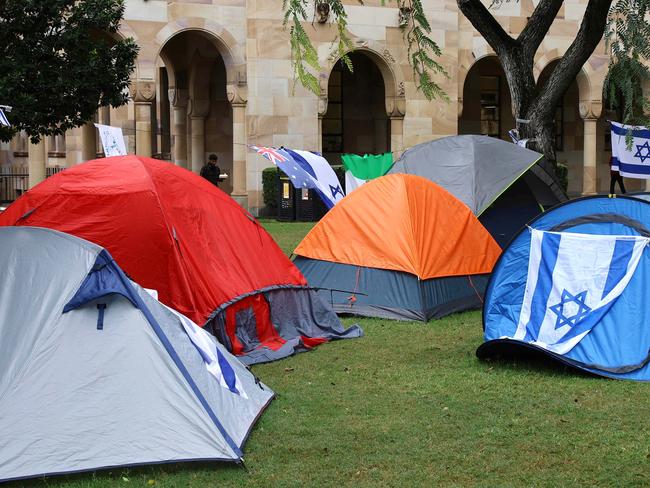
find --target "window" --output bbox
[322,64,343,153]
[480,76,500,138]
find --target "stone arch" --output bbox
[458,55,513,138]
[151,18,245,85]
[533,49,595,107]
[318,43,405,155]
[150,20,246,206]
[319,43,405,118]
[458,52,499,118]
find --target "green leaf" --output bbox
[283,0,448,101]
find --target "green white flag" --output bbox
[341,152,393,193]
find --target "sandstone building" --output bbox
[2,0,647,213]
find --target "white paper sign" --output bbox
[94,123,127,156]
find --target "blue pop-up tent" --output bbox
[478,195,650,381]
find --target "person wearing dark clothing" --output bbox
[609,156,626,194]
[200,154,223,187]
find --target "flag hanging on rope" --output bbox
[250,145,344,208]
[0,108,10,127]
[341,152,393,193]
[610,121,650,178]
[509,229,649,355]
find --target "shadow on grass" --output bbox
[5,460,242,487]
[477,345,602,381]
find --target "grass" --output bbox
[257,218,315,256]
[8,220,650,487]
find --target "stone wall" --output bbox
[6,0,647,209]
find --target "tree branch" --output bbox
[456,0,515,55]
[534,0,613,113]
[518,0,565,59]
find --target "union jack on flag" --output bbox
[250,145,287,165]
[248,144,344,209]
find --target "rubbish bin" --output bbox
[277,172,296,221]
[295,188,328,222]
[294,165,344,221]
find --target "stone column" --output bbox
[187,98,209,173]
[65,127,82,166]
[386,92,406,159]
[28,138,47,188]
[81,121,97,161]
[580,102,601,195]
[169,88,188,168]
[227,83,248,208]
[390,117,404,155]
[132,80,156,158]
[317,95,328,153]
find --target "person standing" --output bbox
[609,156,626,194]
[200,153,223,187]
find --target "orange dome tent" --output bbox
[293,174,502,321]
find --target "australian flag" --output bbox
[251,145,344,208]
[510,229,648,355]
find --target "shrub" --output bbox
[262,166,279,211]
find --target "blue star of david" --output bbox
[634,141,650,163]
[330,184,344,199]
[549,289,592,330]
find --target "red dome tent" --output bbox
[0,156,361,363]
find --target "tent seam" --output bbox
[476,154,544,217]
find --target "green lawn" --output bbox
[9,220,649,487]
[258,218,315,256]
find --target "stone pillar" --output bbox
[187,98,209,173]
[28,138,47,188]
[580,102,601,195]
[317,95,328,153]
[390,117,404,155]
[227,83,248,208]
[386,92,406,159]
[132,80,156,157]
[581,117,598,195]
[190,115,205,173]
[81,121,97,161]
[169,88,188,168]
[65,127,82,166]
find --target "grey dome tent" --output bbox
[389,135,568,247]
[0,227,274,483]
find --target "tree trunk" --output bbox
[457,0,614,171]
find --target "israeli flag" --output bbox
[511,229,649,355]
[165,304,247,398]
[0,108,10,127]
[280,148,344,208]
[250,145,344,208]
[610,121,650,178]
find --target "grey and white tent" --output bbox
[390,135,568,247]
[0,227,274,483]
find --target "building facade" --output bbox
[2,0,648,212]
